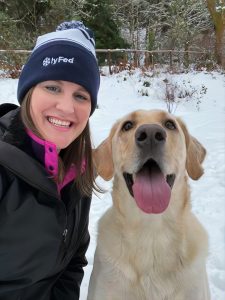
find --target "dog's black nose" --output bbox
[135,124,167,148]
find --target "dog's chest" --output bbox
[110,225,182,279]
[103,231,186,299]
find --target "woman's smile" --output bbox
[30,80,91,149]
[47,116,72,128]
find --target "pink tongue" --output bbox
[132,167,171,214]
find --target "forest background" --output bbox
[0,0,225,70]
[0,3,225,298]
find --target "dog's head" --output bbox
[94,110,206,214]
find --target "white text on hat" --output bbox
[43,56,75,67]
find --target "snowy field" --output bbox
[0,69,224,299]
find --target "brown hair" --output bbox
[20,88,101,197]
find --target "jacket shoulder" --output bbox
[0,103,19,118]
[0,104,20,140]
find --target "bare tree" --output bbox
[113,0,139,48]
[156,0,211,49]
[113,0,211,53]
[206,0,225,67]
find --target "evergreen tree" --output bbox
[81,0,128,49]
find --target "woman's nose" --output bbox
[55,96,75,114]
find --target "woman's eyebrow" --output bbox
[76,87,89,93]
[54,80,63,84]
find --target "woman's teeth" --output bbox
[48,117,71,128]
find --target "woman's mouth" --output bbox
[47,116,72,128]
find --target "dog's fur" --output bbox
[87,110,210,300]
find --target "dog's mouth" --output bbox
[123,159,175,214]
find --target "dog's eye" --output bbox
[165,120,176,130]
[122,121,133,131]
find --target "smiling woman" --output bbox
[0,20,101,300]
[29,80,91,150]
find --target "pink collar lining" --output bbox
[26,129,76,193]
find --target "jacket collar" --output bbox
[0,105,59,199]
[0,140,59,199]
[26,129,76,193]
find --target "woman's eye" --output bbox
[45,86,60,93]
[165,120,177,130]
[122,121,134,131]
[74,94,89,102]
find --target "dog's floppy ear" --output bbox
[93,137,114,181]
[177,118,206,180]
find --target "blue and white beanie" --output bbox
[17,21,100,115]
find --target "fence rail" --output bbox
[0,49,211,54]
[0,48,215,78]
[94,49,212,74]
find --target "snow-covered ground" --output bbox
[0,69,224,299]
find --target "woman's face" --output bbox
[30,80,91,150]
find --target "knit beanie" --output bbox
[17,21,100,115]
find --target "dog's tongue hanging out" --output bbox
[132,163,171,214]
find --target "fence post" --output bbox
[144,51,149,68]
[184,51,189,68]
[108,50,112,75]
[123,51,128,68]
[169,51,173,69]
[134,51,138,68]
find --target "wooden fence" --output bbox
[0,48,214,78]
[96,49,213,74]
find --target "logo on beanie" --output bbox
[43,56,75,67]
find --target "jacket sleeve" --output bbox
[51,218,90,300]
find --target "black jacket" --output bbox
[0,104,91,300]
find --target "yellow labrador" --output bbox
[88,110,210,300]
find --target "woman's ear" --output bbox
[93,137,114,181]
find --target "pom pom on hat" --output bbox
[56,20,86,31]
[17,20,100,115]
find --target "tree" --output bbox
[113,0,152,49]
[81,0,128,49]
[113,0,212,52]
[0,0,85,49]
[206,0,225,67]
[148,0,211,50]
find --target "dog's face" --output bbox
[94,110,206,214]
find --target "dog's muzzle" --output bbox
[123,124,175,214]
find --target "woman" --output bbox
[0,21,100,300]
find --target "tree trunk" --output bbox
[184,41,190,68]
[206,0,225,67]
[215,28,224,65]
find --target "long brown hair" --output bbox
[20,88,101,197]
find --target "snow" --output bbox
[0,69,224,299]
